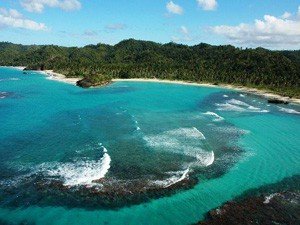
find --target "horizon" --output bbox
[0,1,300,50]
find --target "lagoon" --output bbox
[0,67,299,225]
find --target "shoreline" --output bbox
[1,66,26,71]
[2,67,299,104]
[0,66,80,85]
[113,78,300,104]
[41,70,81,85]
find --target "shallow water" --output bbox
[0,67,299,225]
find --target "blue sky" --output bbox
[0,0,300,49]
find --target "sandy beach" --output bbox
[113,78,300,105]
[42,70,81,85]
[4,66,299,104]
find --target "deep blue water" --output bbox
[0,67,299,225]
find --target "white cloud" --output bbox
[83,30,98,37]
[0,8,47,31]
[172,26,192,42]
[281,12,291,19]
[106,23,126,30]
[197,0,217,11]
[180,26,189,35]
[166,1,183,15]
[211,7,300,48]
[21,0,81,13]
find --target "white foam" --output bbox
[203,111,224,122]
[42,147,111,187]
[240,94,246,97]
[166,127,206,139]
[216,126,250,135]
[216,99,269,113]
[143,135,180,148]
[264,193,281,204]
[153,168,189,188]
[228,99,250,107]
[0,92,8,99]
[134,120,141,130]
[144,128,212,168]
[223,95,228,98]
[278,107,300,115]
[0,78,20,82]
[216,103,246,112]
[248,106,260,110]
[196,151,214,166]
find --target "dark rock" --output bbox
[24,64,45,71]
[76,78,111,88]
[268,98,289,104]
[197,191,300,225]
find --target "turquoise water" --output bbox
[0,67,299,225]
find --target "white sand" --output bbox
[42,70,81,85]
[113,78,300,104]
[3,67,298,104]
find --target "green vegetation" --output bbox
[0,40,299,96]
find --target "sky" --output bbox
[0,0,300,49]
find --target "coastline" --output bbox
[41,70,81,85]
[113,78,300,104]
[1,66,26,71]
[2,67,299,104]
[4,66,81,85]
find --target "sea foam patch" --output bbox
[166,127,206,139]
[0,78,20,82]
[152,168,190,188]
[216,99,269,113]
[0,92,11,99]
[203,111,224,122]
[39,147,111,187]
[277,107,300,115]
[144,127,214,167]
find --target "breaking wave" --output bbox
[144,127,214,167]
[227,99,250,107]
[39,147,111,187]
[278,107,300,115]
[0,92,10,99]
[215,126,250,135]
[203,111,224,122]
[152,151,214,188]
[144,127,205,149]
[216,99,269,113]
[152,168,190,188]
[197,151,215,166]
[0,78,20,82]
[167,127,206,139]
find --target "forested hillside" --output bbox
[0,40,299,96]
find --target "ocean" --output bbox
[0,67,299,225]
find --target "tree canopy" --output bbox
[0,39,299,97]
